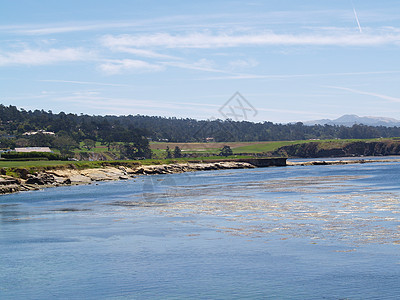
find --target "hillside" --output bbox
[304,114,400,127]
[275,140,400,158]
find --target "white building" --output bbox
[23,130,55,136]
[14,147,52,153]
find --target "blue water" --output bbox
[1,162,400,299]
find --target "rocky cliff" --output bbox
[275,140,400,158]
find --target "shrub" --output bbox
[1,151,63,161]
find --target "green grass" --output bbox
[232,140,310,153]
[0,160,71,168]
[133,155,254,165]
[0,155,255,172]
[73,138,392,158]
[75,137,399,157]
[76,141,115,153]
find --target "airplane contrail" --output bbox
[351,1,362,33]
[324,85,400,103]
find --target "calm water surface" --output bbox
[1,162,400,299]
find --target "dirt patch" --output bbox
[150,141,275,151]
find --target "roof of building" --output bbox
[23,130,55,136]
[14,147,52,153]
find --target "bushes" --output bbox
[4,157,49,161]
[275,140,400,158]
[1,151,63,161]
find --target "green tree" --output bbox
[120,142,152,159]
[110,142,119,151]
[15,138,30,147]
[219,145,233,157]
[173,146,182,158]
[28,133,55,147]
[166,146,172,159]
[0,138,16,149]
[53,135,79,157]
[118,134,152,159]
[83,139,96,150]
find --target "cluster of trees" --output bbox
[0,105,153,159]
[274,140,400,158]
[1,104,400,158]
[165,146,182,159]
[219,145,233,157]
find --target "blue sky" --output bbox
[2,0,400,123]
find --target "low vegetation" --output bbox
[274,139,400,158]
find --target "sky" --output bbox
[2,0,400,124]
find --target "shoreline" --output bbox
[1,157,400,195]
[0,161,257,195]
[287,158,400,166]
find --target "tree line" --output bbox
[1,104,400,156]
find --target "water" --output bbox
[1,162,400,299]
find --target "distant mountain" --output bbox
[304,114,400,127]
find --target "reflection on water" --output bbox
[1,162,400,299]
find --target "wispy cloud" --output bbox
[98,59,164,75]
[0,11,346,35]
[50,93,219,117]
[100,36,181,60]
[7,8,398,36]
[161,59,230,73]
[101,31,400,49]
[257,107,338,118]
[325,85,400,103]
[4,22,142,35]
[229,58,259,69]
[0,48,89,66]
[107,46,181,60]
[39,79,129,87]
[202,70,400,80]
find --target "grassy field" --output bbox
[150,141,310,154]
[0,155,255,170]
[1,137,394,171]
[232,140,309,153]
[74,138,395,158]
[150,139,376,154]
[0,160,71,168]
[77,142,118,154]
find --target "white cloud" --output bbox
[100,31,400,49]
[101,42,181,60]
[161,59,230,74]
[116,47,179,59]
[229,58,259,69]
[4,22,140,35]
[0,11,344,35]
[99,59,164,75]
[202,70,400,80]
[0,48,88,66]
[39,79,129,87]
